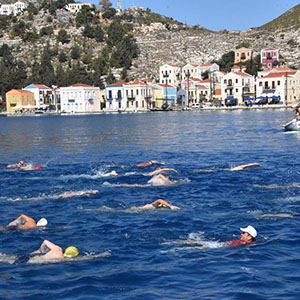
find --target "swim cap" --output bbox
[35,165,42,170]
[64,246,79,258]
[37,218,48,227]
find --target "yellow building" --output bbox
[234,47,253,64]
[152,87,164,108]
[6,89,35,112]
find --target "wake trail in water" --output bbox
[162,232,224,252]
[253,183,300,189]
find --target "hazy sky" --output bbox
[91,0,300,31]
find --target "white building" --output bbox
[105,82,125,111]
[124,79,153,111]
[221,71,255,105]
[182,64,200,81]
[23,84,52,108]
[60,83,101,113]
[256,70,300,105]
[65,2,94,13]
[0,1,27,15]
[198,63,220,78]
[159,64,181,87]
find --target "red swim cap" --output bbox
[35,165,42,170]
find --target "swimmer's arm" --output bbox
[7,214,27,226]
[65,251,111,262]
[152,199,180,210]
[230,163,261,171]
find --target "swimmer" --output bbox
[147,167,178,176]
[0,240,110,264]
[230,163,261,171]
[7,214,47,229]
[55,190,98,199]
[147,174,173,186]
[174,226,257,249]
[138,199,180,210]
[222,225,257,247]
[295,105,300,120]
[20,163,43,171]
[108,170,118,176]
[136,160,165,167]
[261,213,300,218]
[6,160,24,168]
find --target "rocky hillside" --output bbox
[258,4,300,31]
[1,3,300,86]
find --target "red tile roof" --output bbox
[106,82,124,87]
[32,84,50,89]
[157,84,173,88]
[71,83,92,87]
[200,63,213,67]
[263,71,296,78]
[195,84,208,89]
[234,71,252,77]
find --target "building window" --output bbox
[236,88,238,92]
[278,81,280,86]
[259,82,262,86]
[236,79,238,84]
[109,91,112,99]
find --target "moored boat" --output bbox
[283,119,300,131]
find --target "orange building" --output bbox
[6,89,35,112]
[234,47,253,64]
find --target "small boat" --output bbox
[283,119,300,131]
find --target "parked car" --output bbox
[191,103,202,108]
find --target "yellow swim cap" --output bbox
[64,246,79,258]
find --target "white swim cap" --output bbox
[37,218,48,227]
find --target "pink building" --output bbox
[261,48,279,68]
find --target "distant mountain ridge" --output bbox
[258,4,300,31]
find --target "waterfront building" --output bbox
[257,67,292,78]
[60,83,101,113]
[105,82,125,111]
[6,89,35,112]
[124,79,153,111]
[182,77,212,105]
[234,48,253,64]
[152,86,164,108]
[152,83,177,107]
[261,48,279,68]
[159,64,181,87]
[0,1,27,15]
[23,84,52,109]
[221,71,255,105]
[256,70,300,105]
[198,63,220,78]
[182,64,200,81]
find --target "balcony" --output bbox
[127,97,136,101]
[227,85,234,89]
[262,88,276,94]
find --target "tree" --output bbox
[102,7,116,19]
[40,26,53,36]
[107,21,124,47]
[71,45,81,59]
[75,6,96,27]
[82,25,95,39]
[38,45,55,86]
[94,25,104,42]
[58,51,68,63]
[57,29,70,44]
[106,69,115,84]
[99,0,112,12]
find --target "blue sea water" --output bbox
[0,110,300,299]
